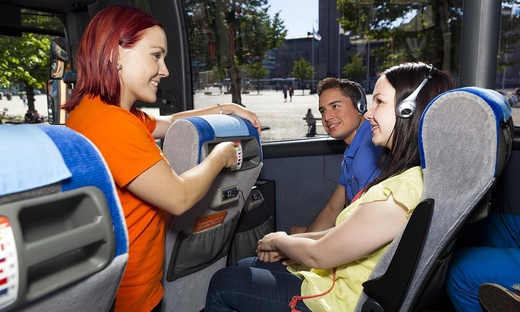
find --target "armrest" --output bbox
[361,199,434,312]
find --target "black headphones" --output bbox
[356,84,367,115]
[395,64,438,119]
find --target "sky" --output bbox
[267,0,319,39]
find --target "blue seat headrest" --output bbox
[0,124,71,196]
[419,87,512,177]
[39,126,128,257]
[183,115,262,163]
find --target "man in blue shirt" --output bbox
[291,78,383,234]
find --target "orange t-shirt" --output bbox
[66,96,165,312]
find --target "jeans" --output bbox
[446,213,520,311]
[204,257,311,312]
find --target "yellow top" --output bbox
[288,166,423,312]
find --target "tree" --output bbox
[0,9,62,112]
[0,33,51,111]
[244,60,269,94]
[342,54,366,83]
[291,58,314,95]
[337,0,464,72]
[187,0,287,105]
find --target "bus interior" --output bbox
[1,0,520,311]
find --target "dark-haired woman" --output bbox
[204,62,456,312]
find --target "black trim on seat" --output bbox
[361,199,434,312]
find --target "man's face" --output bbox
[318,88,363,144]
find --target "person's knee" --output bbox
[446,248,494,297]
[208,266,236,296]
[235,256,257,267]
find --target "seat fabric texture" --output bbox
[355,87,512,312]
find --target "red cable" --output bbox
[289,269,336,312]
[290,186,360,310]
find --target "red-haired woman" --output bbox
[63,5,261,312]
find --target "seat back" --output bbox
[161,115,263,312]
[0,124,128,312]
[356,87,513,312]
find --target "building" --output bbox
[317,0,348,79]
[268,0,365,87]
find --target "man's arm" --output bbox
[290,185,347,234]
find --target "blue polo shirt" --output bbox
[339,120,383,202]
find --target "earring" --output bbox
[117,63,122,70]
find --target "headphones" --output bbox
[356,84,368,115]
[395,64,438,119]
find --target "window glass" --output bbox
[499,3,520,126]
[185,0,468,141]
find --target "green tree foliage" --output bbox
[0,34,50,89]
[342,54,366,83]
[337,0,464,72]
[186,0,287,105]
[291,58,314,95]
[338,0,520,78]
[0,9,62,111]
[244,60,269,94]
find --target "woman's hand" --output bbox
[257,231,287,252]
[211,141,239,168]
[257,250,287,263]
[222,103,261,136]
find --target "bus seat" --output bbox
[161,115,263,312]
[0,124,128,312]
[355,87,513,312]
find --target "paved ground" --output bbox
[3,89,520,143]
[0,90,329,141]
[140,87,340,142]
[0,94,49,123]
[188,88,334,142]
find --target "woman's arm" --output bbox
[152,103,261,139]
[125,141,238,215]
[257,195,409,269]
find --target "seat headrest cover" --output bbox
[185,115,260,163]
[451,87,511,122]
[193,115,256,138]
[418,87,509,176]
[40,125,128,257]
[0,125,71,196]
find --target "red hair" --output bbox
[62,5,163,112]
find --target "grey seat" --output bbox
[161,115,263,312]
[355,87,513,312]
[0,124,128,312]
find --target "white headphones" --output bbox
[395,65,437,119]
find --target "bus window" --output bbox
[184,0,470,142]
[499,4,520,126]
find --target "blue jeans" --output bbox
[446,213,520,311]
[204,257,311,312]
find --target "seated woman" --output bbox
[204,62,456,312]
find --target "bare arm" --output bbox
[290,185,347,234]
[306,185,347,232]
[125,141,237,215]
[152,103,261,139]
[258,195,408,269]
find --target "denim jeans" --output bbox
[204,257,311,312]
[446,213,520,311]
